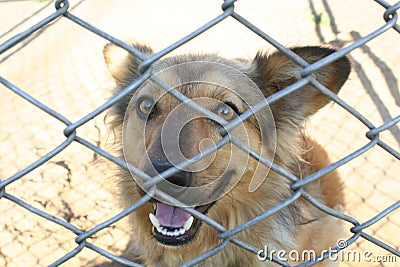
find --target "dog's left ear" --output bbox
[248,46,351,125]
[103,42,154,85]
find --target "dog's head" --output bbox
[103,42,350,250]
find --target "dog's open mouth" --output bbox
[148,202,214,246]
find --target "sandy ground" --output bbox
[0,0,399,266]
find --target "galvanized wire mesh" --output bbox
[0,0,399,266]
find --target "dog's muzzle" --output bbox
[147,159,214,246]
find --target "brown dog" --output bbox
[103,42,350,266]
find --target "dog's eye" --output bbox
[224,101,240,115]
[216,101,238,120]
[137,96,155,118]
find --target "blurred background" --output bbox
[0,0,399,266]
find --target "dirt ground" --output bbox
[0,1,399,266]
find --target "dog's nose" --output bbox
[151,159,192,189]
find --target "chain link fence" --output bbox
[0,0,399,266]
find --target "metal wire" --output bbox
[0,0,399,266]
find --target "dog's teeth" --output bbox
[149,213,161,228]
[161,228,168,236]
[155,224,189,237]
[178,228,186,235]
[183,216,194,231]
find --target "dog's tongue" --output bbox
[155,203,191,228]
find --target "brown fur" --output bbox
[102,42,350,266]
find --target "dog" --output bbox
[102,42,350,266]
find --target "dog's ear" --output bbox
[249,46,351,125]
[103,42,153,85]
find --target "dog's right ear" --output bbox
[248,46,351,126]
[103,42,153,85]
